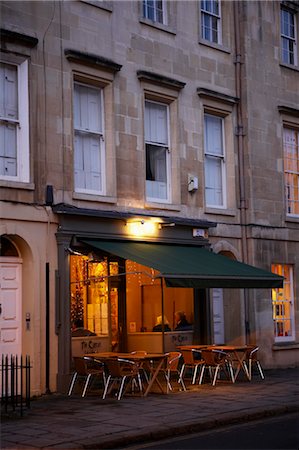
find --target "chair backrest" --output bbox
[73,357,88,376]
[248,346,259,359]
[201,350,227,366]
[181,349,196,365]
[105,358,138,377]
[166,352,181,372]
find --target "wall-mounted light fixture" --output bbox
[125,218,159,237]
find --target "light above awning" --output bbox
[79,240,284,289]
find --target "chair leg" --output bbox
[117,376,127,400]
[242,361,250,380]
[178,371,187,391]
[68,373,77,396]
[248,359,252,380]
[228,361,235,383]
[192,365,199,384]
[82,373,92,397]
[179,364,185,385]
[164,370,172,393]
[212,365,220,386]
[256,361,265,380]
[102,375,111,399]
[198,365,206,384]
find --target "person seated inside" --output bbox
[152,315,171,332]
[174,311,193,331]
[71,318,96,337]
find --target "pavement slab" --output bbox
[1,368,299,450]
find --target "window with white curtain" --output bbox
[143,0,166,24]
[0,60,29,182]
[201,0,221,44]
[281,7,297,66]
[73,82,105,194]
[283,127,299,216]
[145,100,170,202]
[272,264,295,342]
[204,113,226,208]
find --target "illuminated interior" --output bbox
[70,254,194,350]
[271,264,294,340]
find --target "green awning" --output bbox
[80,239,284,289]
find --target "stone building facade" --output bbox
[0,0,298,395]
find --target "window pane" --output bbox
[0,123,17,176]
[204,115,223,156]
[74,83,102,133]
[145,101,168,145]
[0,63,18,120]
[205,155,223,206]
[74,131,102,191]
[146,144,167,200]
[284,128,299,215]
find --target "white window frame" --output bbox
[144,99,171,204]
[280,6,297,66]
[204,113,227,209]
[73,81,106,195]
[142,0,167,25]
[272,264,296,343]
[0,60,29,183]
[200,0,222,45]
[283,127,299,217]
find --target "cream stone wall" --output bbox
[0,0,298,392]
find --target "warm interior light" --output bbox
[125,220,158,237]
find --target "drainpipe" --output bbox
[233,1,250,343]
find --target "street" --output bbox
[124,413,299,450]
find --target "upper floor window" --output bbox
[0,60,29,183]
[201,0,221,44]
[73,82,105,195]
[272,264,295,342]
[283,127,299,216]
[145,100,170,203]
[204,113,226,208]
[143,0,166,24]
[281,7,297,65]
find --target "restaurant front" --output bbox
[54,205,283,392]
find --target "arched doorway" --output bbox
[0,235,22,356]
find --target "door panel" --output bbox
[212,287,225,345]
[0,261,22,356]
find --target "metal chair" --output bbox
[131,351,150,383]
[102,358,143,400]
[161,352,186,393]
[199,349,234,386]
[243,346,265,380]
[179,349,205,385]
[68,356,106,397]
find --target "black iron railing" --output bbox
[1,355,31,416]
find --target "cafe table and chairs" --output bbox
[85,352,168,397]
[102,357,143,400]
[68,356,106,397]
[179,348,205,385]
[208,345,251,381]
[198,349,234,386]
[158,352,186,393]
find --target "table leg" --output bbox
[144,358,166,397]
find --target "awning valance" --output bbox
[80,240,284,289]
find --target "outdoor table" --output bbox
[85,352,168,396]
[206,345,250,381]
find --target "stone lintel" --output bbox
[137,70,186,91]
[65,49,122,73]
[197,88,239,105]
[0,28,38,47]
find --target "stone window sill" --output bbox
[272,342,299,351]
[0,180,35,190]
[73,192,117,204]
[198,38,231,54]
[280,62,299,72]
[139,18,176,35]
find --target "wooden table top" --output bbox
[85,352,166,360]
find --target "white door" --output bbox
[212,287,225,345]
[0,258,22,356]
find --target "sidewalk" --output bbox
[1,368,299,450]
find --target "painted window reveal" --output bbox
[73,82,105,194]
[0,61,29,182]
[145,100,170,202]
[272,264,295,342]
[204,113,226,208]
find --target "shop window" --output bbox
[280,6,297,66]
[145,100,170,203]
[201,0,221,44]
[0,60,29,183]
[204,113,226,208]
[143,0,166,24]
[73,82,105,195]
[272,264,295,342]
[283,127,299,216]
